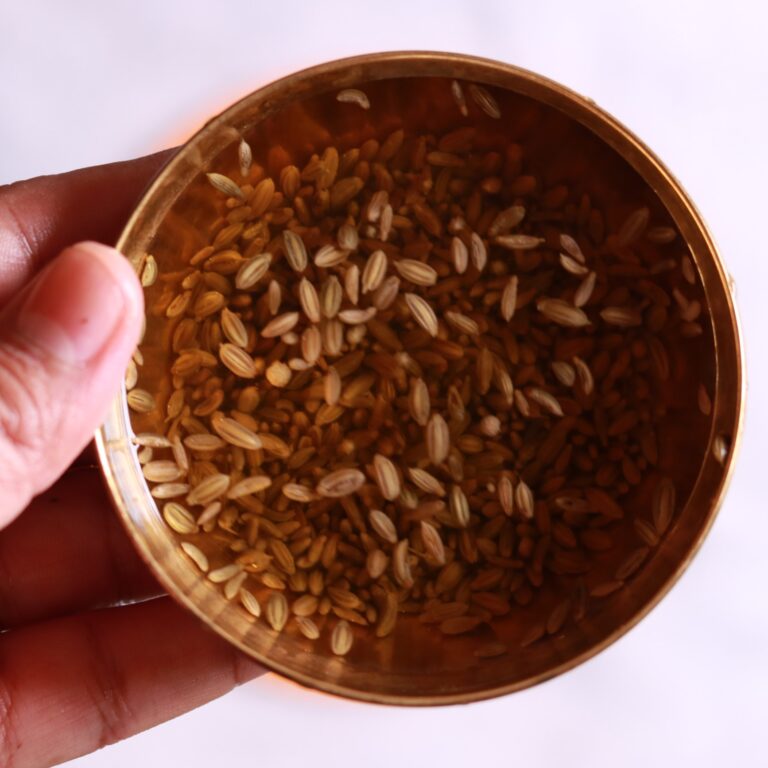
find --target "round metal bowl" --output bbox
[96,51,744,705]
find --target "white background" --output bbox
[2,1,767,766]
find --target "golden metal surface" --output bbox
[95,51,744,705]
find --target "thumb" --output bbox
[0,241,143,526]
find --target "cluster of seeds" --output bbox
[127,80,713,657]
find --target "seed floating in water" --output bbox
[336,89,370,109]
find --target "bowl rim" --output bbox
[96,49,745,706]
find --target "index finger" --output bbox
[0,150,173,303]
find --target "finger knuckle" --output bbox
[0,659,22,768]
[80,619,135,749]
[0,188,36,267]
[0,344,52,456]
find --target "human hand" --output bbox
[0,155,262,768]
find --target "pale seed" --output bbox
[617,207,649,246]
[496,234,544,250]
[367,549,388,579]
[445,311,480,336]
[362,249,388,293]
[405,293,439,337]
[501,276,518,321]
[317,468,366,498]
[315,244,349,268]
[151,482,190,499]
[320,275,343,317]
[373,453,401,501]
[224,571,247,600]
[262,312,299,338]
[393,539,413,588]
[206,172,244,199]
[331,620,354,655]
[515,480,534,519]
[283,230,308,272]
[211,415,262,450]
[219,343,255,378]
[601,306,642,327]
[449,485,470,527]
[337,223,359,251]
[560,252,589,275]
[551,361,576,387]
[338,307,376,324]
[266,592,289,631]
[572,356,594,395]
[420,521,446,564]
[321,319,344,356]
[265,361,292,387]
[127,389,156,413]
[296,617,320,640]
[180,541,209,572]
[298,278,321,323]
[426,413,450,464]
[369,509,398,544]
[125,359,138,390]
[336,89,370,109]
[394,259,438,286]
[324,367,342,405]
[372,275,401,310]
[451,80,468,116]
[142,460,183,483]
[240,589,261,618]
[574,271,596,307]
[409,377,431,426]
[560,233,585,263]
[208,563,242,583]
[468,84,500,118]
[498,475,514,516]
[489,206,526,237]
[238,139,252,177]
[344,263,360,306]
[163,502,198,534]
[221,308,249,347]
[133,433,171,448]
[537,299,590,327]
[140,254,157,287]
[366,190,389,222]
[451,236,469,274]
[302,325,322,364]
[226,475,271,498]
[187,473,230,506]
[235,254,271,290]
[528,387,563,417]
[470,233,487,272]
[479,415,501,437]
[282,483,318,502]
[184,433,226,452]
[376,591,399,638]
[408,467,446,497]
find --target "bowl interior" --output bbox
[97,53,742,704]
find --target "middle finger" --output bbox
[0,466,161,629]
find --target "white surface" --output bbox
[2,1,766,766]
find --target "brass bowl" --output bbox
[96,51,744,705]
